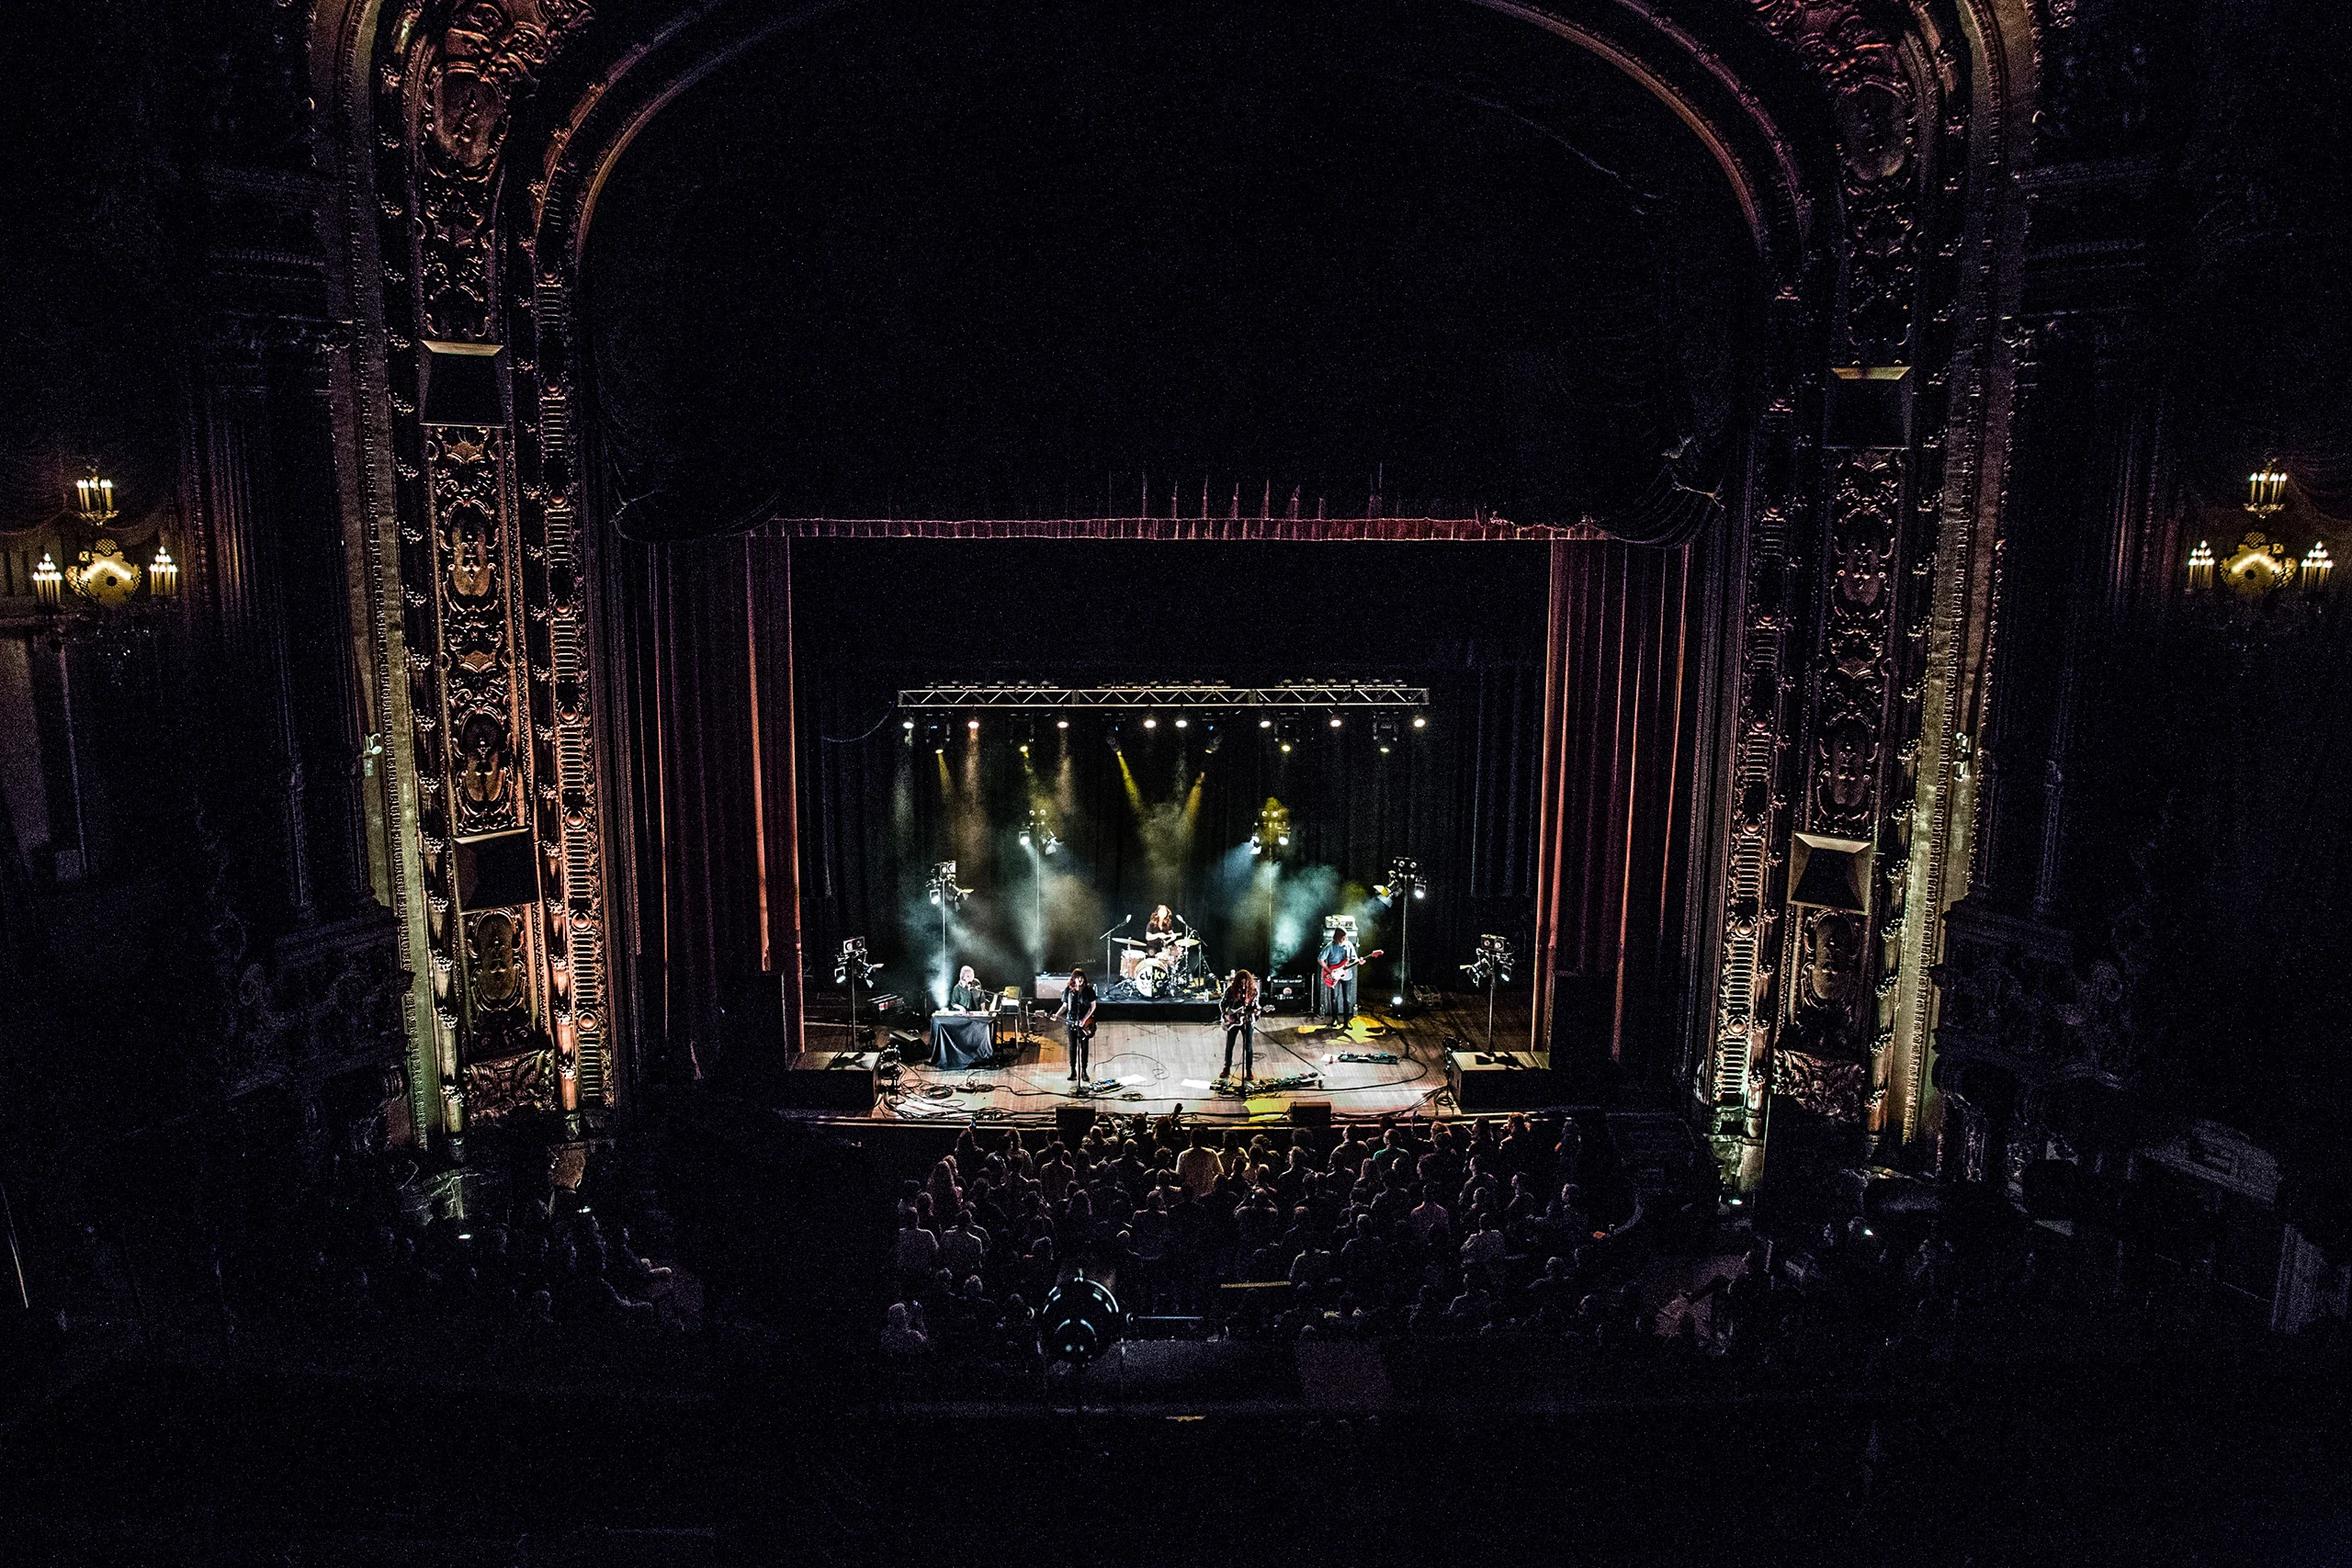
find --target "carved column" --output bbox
[361,0,604,1144]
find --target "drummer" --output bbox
[1145,905,1178,952]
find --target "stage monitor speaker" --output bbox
[1289,1100,1332,1134]
[1448,1050,1561,1111]
[1057,1104,1096,1145]
[776,1054,876,1113]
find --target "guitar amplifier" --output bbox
[1035,972,1069,1002]
[1261,975,1310,1012]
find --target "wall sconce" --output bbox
[148,543,178,601]
[2186,539,2215,594]
[2302,541,2333,598]
[32,551,63,609]
[2247,463,2289,517]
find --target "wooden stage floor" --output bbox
[872,992,1535,1125]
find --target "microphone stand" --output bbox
[1100,915,1131,987]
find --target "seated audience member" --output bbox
[881,1300,930,1360]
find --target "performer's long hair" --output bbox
[1224,969,1258,1006]
[1148,904,1174,932]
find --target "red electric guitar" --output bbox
[1318,949,1384,988]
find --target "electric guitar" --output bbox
[1318,949,1384,988]
[1220,998,1263,1030]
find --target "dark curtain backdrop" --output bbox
[602,535,1711,1077]
[604,534,798,1078]
[796,660,1544,1008]
[1536,538,1713,1073]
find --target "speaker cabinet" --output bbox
[1447,1050,1560,1111]
[776,1054,877,1113]
[1057,1104,1096,1145]
[1289,1100,1332,1134]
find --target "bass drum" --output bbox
[1133,957,1168,998]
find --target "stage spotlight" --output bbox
[1173,716,1189,729]
[1329,715,1343,728]
[1278,833,1289,846]
[902,719,914,732]
[1373,715,1400,753]
[1413,715,1427,728]
[967,717,980,732]
[1280,742,1293,753]
[1057,718,1069,729]
[1143,716,1158,729]
[1259,717,1272,729]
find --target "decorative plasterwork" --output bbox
[319,0,2031,1180]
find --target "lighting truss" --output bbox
[898,682,1430,712]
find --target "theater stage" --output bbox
[798,993,1541,1124]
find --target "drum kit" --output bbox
[1115,933,1205,997]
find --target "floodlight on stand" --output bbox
[834,936,880,1048]
[1459,932,1516,1053]
[926,863,971,1010]
[1376,857,1426,1013]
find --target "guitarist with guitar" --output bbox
[1051,965,1101,1085]
[1219,970,1262,1084]
[1317,929,1383,1032]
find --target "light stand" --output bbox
[1460,933,1515,1055]
[1019,811,1058,978]
[833,936,880,1052]
[1250,802,1292,975]
[926,861,971,1009]
[1375,856,1426,1013]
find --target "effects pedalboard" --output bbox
[1212,1070,1322,1095]
[1327,1050,1400,1065]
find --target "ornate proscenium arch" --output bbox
[314,0,2037,1187]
